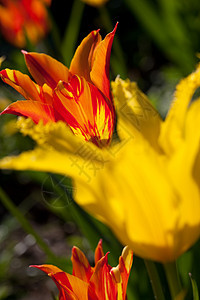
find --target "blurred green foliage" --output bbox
[0,0,200,299]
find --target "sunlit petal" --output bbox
[69,29,101,83]
[90,23,118,101]
[0,69,43,102]
[54,75,114,146]
[22,51,69,89]
[0,100,55,123]
[71,246,93,282]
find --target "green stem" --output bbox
[0,186,57,261]
[98,6,127,78]
[61,0,85,66]
[164,261,182,300]
[144,259,166,300]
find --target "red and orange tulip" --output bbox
[0,25,117,147]
[31,240,133,300]
[0,0,51,47]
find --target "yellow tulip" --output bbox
[1,64,200,262]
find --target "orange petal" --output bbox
[53,272,89,300]
[69,29,101,83]
[0,69,43,102]
[111,246,133,300]
[0,100,55,124]
[119,246,133,299]
[54,75,114,146]
[89,254,118,300]
[94,239,104,264]
[31,266,75,300]
[90,23,118,101]
[22,51,69,89]
[42,83,54,105]
[71,246,93,282]
[30,264,63,275]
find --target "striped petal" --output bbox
[31,266,77,300]
[0,69,43,102]
[89,254,118,300]
[111,246,133,300]
[31,265,89,300]
[71,246,93,282]
[90,23,118,101]
[53,272,89,300]
[54,75,114,147]
[22,51,69,89]
[0,100,55,123]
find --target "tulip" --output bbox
[0,0,51,47]
[0,24,117,146]
[31,240,133,300]
[1,64,200,262]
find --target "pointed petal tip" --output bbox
[113,22,119,32]
[92,28,100,38]
[72,246,79,254]
[0,69,8,78]
[105,251,110,262]
[98,239,103,246]
[21,50,28,55]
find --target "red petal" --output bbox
[89,254,118,300]
[90,23,118,102]
[53,272,89,300]
[0,100,55,124]
[22,51,69,89]
[94,239,104,264]
[71,246,93,283]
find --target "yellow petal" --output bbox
[0,118,108,183]
[159,63,200,155]
[111,77,162,152]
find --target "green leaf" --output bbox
[190,273,199,300]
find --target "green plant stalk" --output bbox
[189,273,200,300]
[61,0,84,66]
[0,186,56,261]
[144,260,166,300]
[164,261,182,299]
